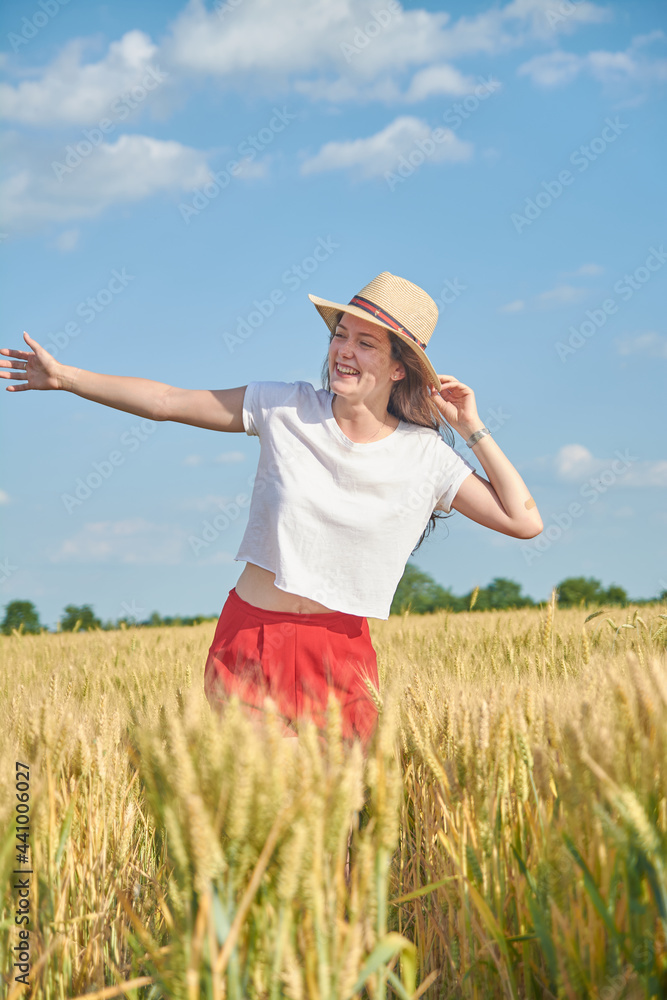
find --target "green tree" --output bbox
[60,604,102,632]
[1,600,42,635]
[555,577,605,608]
[473,577,534,611]
[390,563,461,615]
[603,584,628,606]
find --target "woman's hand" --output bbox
[430,374,483,436]
[0,332,65,391]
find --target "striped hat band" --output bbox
[347,296,428,351]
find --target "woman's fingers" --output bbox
[0,341,34,390]
[23,332,47,353]
[438,376,470,394]
[0,348,33,361]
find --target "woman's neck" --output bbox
[332,394,399,442]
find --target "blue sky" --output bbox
[1,0,665,628]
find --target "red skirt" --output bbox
[204,588,379,745]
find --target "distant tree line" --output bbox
[1,573,665,634]
[389,567,666,615]
[0,601,218,635]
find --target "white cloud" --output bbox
[0,0,626,234]
[615,331,667,359]
[624,462,667,488]
[0,0,617,158]
[235,156,270,179]
[0,132,212,232]
[0,30,166,125]
[162,0,610,101]
[500,282,588,312]
[534,283,588,308]
[517,49,583,86]
[613,506,634,518]
[567,262,604,277]
[554,444,667,488]
[0,489,10,504]
[587,50,637,81]
[300,115,472,179]
[504,0,612,36]
[293,76,403,103]
[498,299,525,313]
[517,30,667,90]
[49,518,187,564]
[164,0,447,83]
[555,444,597,479]
[402,64,480,101]
[55,228,80,252]
[176,494,234,511]
[184,454,203,466]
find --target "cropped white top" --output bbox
[234,381,475,619]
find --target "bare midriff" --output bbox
[235,562,338,614]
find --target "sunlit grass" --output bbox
[1,601,666,998]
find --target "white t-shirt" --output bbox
[235,381,475,620]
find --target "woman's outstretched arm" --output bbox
[0,331,246,432]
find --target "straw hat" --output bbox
[308,271,441,390]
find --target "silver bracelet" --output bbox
[465,426,491,448]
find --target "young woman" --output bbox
[1,271,543,745]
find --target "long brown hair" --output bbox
[320,311,456,551]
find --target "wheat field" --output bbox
[1,598,666,999]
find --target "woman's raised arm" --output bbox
[432,371,543,539]
[0,332,247,433]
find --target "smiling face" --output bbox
[328,312,405,403]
